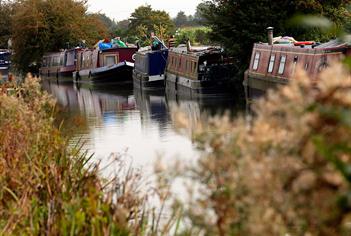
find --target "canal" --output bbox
[43,81,245,179]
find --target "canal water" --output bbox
[42,81,245,179]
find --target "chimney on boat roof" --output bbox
[267,27,274,46]
[186,40,192,52]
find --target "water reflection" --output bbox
[42,81,244,177]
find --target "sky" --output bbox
[87,0,202,21]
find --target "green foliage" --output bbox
[174,11,188,27]
[115,19,130,40]
[194,3,209,25]
[11,0,109,73]
[128,5,175,45]
[201,0,351,71]
[94,13,118,37]
[175,27,212,46]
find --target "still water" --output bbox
[43,81,244,177]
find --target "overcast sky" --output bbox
[87,0,202,21]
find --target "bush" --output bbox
[170,63,351,235]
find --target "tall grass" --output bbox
[0,75,151,235]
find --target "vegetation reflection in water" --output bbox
[42,81,243,178]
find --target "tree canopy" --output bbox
[201,0,351,71]
[174,11,188,27]
[11,0,108,72]
[0,1,14,49]
[128,5,174,43]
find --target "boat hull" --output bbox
[132,70,165,91]
[75,61,134,85]
[243,73,288,100]
[165,72,233,99]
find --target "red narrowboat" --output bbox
[73,47,137,85]
[244,28,351,98]
[39,48,81,82]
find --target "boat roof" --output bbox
[170,46,223,56]
[0,49,10,54]
[137,47,168,55]
[314,39,349,48]
[258,38,350,50]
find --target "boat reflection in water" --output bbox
[43,79,244,178]
[42,80,198,177]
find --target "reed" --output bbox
[0,75,151,235]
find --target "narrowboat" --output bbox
[73,47,137,85]
[0,49,11,79]
[165,45,235,98]
[133,47,168,90]
[244,27,351,98]
[39,48,81,82]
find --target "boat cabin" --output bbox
[244,28,351,97]
[165,46,234,95]
[133,47,169,90]
[0,49,11,75]
[166,46,233,81]
[134,48,168,77]
[40,48,81,78]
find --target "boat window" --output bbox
[252,52,260,70]
[66,52,75,66]
[52,56,60,66]
[105,55,116,66]
[267,54,275,73]
[194,62,197,73]
[278,55,286,74]
[80,54,83,68]
[304,63,308,70]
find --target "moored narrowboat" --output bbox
[0,49,11,80]
[133,47,168,90]
[244,28,351,98]
[165,45,235,97]
[73,47,137,85]
[39,48,81,82]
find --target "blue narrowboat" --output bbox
[0,49,11,80]
[133,47,169,90]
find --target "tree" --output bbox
[11,0,108,72]
[128,5,175,44]
[194,2,208,25]
[201,0,351,72]
[174,11,188,27]
[94,13,118,37]
[0,1,14,49]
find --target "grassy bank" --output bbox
[0,76,150,235]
